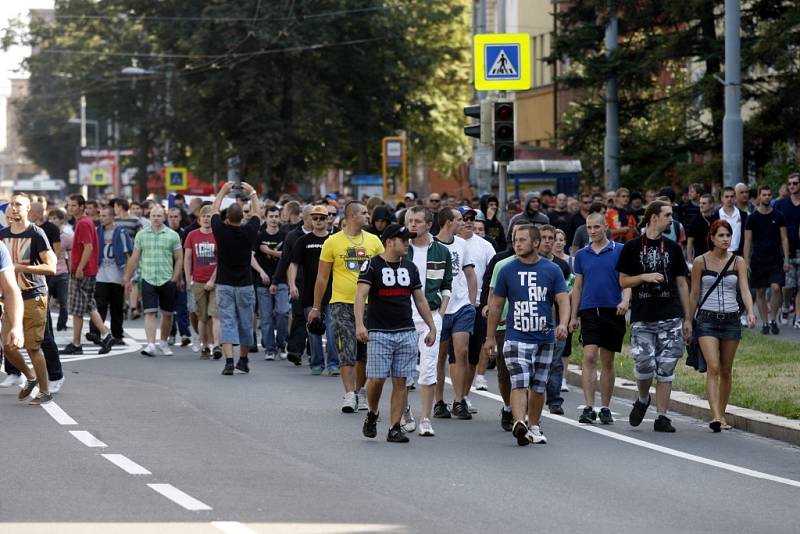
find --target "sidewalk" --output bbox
[565,365,800,447]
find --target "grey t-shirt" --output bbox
[97,228,124,284]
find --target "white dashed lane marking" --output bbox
[101,454,152,475]
[148,483,212,511]
[69,430,107,448]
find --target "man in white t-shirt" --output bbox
[433,207,477,420]
[457,206,496,401]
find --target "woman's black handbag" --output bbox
[686,255,737,373]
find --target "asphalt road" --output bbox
[1,319,799,533]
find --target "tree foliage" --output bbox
[8,0,472,197]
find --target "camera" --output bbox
[231,183,242,190]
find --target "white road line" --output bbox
[41,401,78,425]
[454,378,800,490]
[212,521,258,534]
[102,453,152,475]
[148,483,212,511]
[69,430,107,448]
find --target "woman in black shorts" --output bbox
[689,220,756,432]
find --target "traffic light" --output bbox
[463,101,493,144]
[493,101,515,162]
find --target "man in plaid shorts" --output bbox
[485,225,569,446]
[356,224,436,443]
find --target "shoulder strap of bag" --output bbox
[697,254,737,311]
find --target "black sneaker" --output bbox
[235,359,250,374]
[598,407,614,425]
[654,414,676,432]
[287,353,303,366]
[512,420,530,446]
[579,407,597,424]
[770,321,780,335]
[433,400,452,419]
[111,337,126,346]
[221,364,234,376]
[212,346,223,360]
[85,331,102,345]
[362,411,378,438]
[761,323,769,335]
[629,396,651,427]
[181,336,191,347]
[500,408,513,431]
[18,378,38,401]
[60,343,83,355]
[98,334,114,355]
[549,404,565,415]
[249,345,258,353]
[387,423,410,443]
[201,347,211,360]
[29,392,53,405]
[452,400,473,420]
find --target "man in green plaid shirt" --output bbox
[123,205,183,357]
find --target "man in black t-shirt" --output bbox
[356,223,437,443]
[256,206,289,360]
[0,194,58,404]
[686,194,719,262]
[211,182,262,376]
[743,185,790,334]
[617,200,691,433]
[288,205,338,374]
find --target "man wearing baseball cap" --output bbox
[356,223,437,443]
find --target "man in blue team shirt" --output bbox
[484,225,569,446]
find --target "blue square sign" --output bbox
[484,44,521,81]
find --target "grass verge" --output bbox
[569,329,800,420]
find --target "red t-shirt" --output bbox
[71,215,99,276]
[184,228,217,283]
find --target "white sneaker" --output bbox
[278,349,288,360]
[527,424,547,444]
[0,373,25,388]
[560,379,570,392]
[341,391,357,413]
[780,308,790,326]
[141,343,161,357]
[157,340,173,356]
[264,351,276,361]
[473,374,488,391]
[418,417,435,436]
[794,319,800,329]
[401,405,416,433]
[191,334,201,352]
[50,377,65,394]
[357,388,368,411]
[464,396,478,414]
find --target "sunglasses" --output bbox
[463,216,475,222]
[311,215,327,221]
[789,181,799,186]
[430,199,441,203]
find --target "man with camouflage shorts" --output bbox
[617,201,692,433]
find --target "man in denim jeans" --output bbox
[211,182,261,375]
[256,206,289,360]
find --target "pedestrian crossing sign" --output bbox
[473,33,531,91]
[166,167,188,191]
[91,168,110,186]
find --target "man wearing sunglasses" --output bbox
[775,173,800,327]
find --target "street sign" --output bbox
[91,168,110,186]
[473,33,531,91]
[381,136,407,200]
[166,167,188,191]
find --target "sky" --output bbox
[0,0,54,149]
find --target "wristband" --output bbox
[311,306,320,311]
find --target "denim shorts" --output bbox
[695,314,741,341]
[366,330,418,378]
[216,284,255,346]
[442,304,476,342]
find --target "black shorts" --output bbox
[142,280,177,314]
[579,307,626,353]
[750,260,784,289]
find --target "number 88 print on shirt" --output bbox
[358,256,422,332]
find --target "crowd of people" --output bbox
[1,174,797,443]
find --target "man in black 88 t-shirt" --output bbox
[355,224,437,443]
[617,200,692,433]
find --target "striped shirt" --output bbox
[134,225,181,286]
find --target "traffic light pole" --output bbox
[498,89,508,227]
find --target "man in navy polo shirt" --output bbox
[569,213,630,424]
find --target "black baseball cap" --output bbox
[381,223,416,242]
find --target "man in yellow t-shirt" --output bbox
[310,201,384,413]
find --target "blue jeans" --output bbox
[546,339,566,408]
[304,306,339,370]
[170,287,192,338]
[216,285,256,346]
[257,284,289,352]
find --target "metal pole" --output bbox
[723,0,742,187]
[604,0,620,191]
[497,0,505,32]
[79,94,87,148]
[552,1,558,147]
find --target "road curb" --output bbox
[565,365,800,447]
